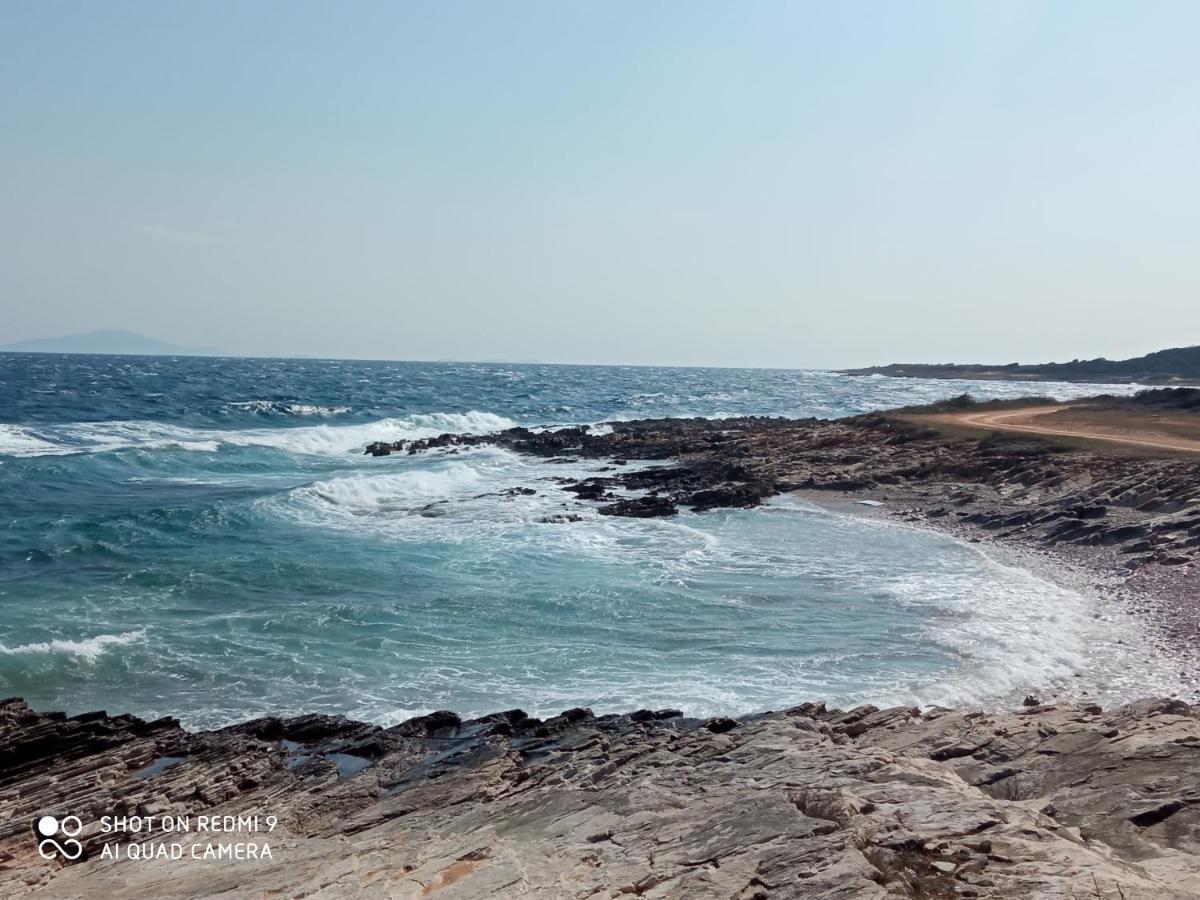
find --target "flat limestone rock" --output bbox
[3,697,1200,898]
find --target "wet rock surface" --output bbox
[4,696,1200,897]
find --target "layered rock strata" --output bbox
[3,696,1200,898]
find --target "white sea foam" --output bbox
[921,552,1189,709]
[404,411,516,434]
[0,424,62,457]
[0,630,145,662]
[269,447,609,539]
[220,411,516,456]
[296,463,487,513]
[784,499,1191,710]
[0,411,517,458]
[880,565,1091,706]
[227,400,352,416]
[56,421,221,454]
[0,421,219,456]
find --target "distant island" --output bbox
[843,345,1200,385]
[0,329,223,357]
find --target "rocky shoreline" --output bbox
[3,694,1200,898]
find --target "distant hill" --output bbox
[843,346,1200,385]
[0,330,223,357]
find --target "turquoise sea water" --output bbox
[0,355,1183,727]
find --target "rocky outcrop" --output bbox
[4,696,1200,897]
[597,495,678,517]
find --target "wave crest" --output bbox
[0,630,145,662]
[0,411,517,458]
[291,463,489,514]
[226,400,352,417]
[221,411,516,457]
[0,424,61,457]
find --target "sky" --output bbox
[2,1,1198,368]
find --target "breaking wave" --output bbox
[226,400,352,417]
[0,411,517,458]
[0,630,146,662]
[292,463,489,513]
[219,411,516,457]
[0,424,61,457]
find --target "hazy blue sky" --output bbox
[2,2,1197,367]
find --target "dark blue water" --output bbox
[0,354,1173,727]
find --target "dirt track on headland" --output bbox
[925,404,1200,454]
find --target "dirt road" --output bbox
[927,404,1200,454]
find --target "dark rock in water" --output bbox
[704,716,740,733]
[566,479,614,501]
[627,708,684,723]
[474,486,538,501]
[597,496,678,518]
[539,513,583,524]
[1023,695,1041,707]
[684,481,774,511]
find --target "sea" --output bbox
[0,354,1185,728]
